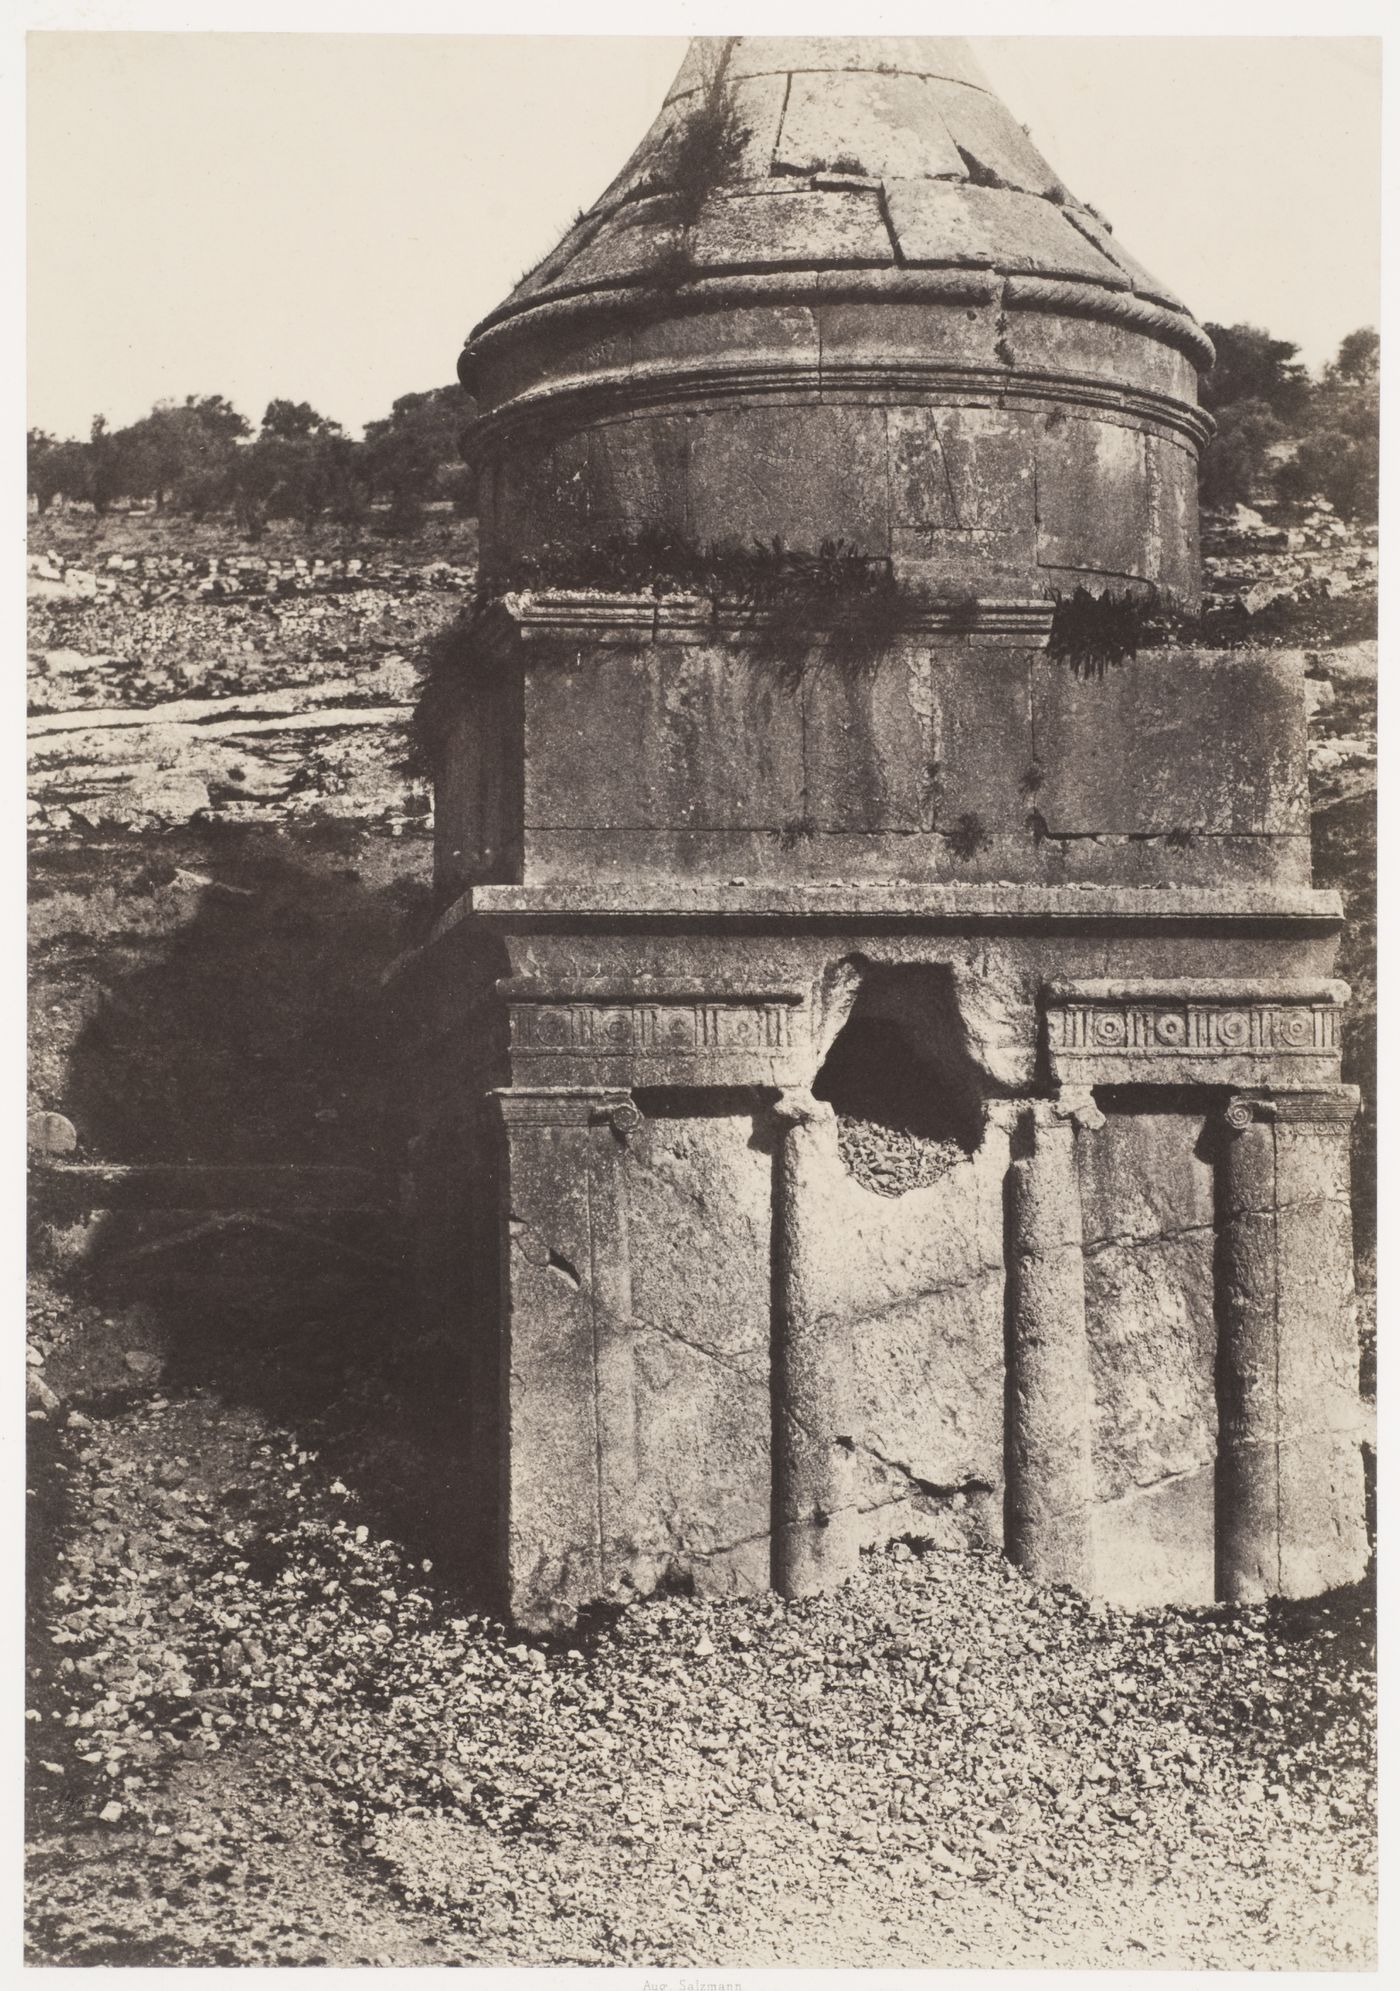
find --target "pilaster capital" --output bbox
[1052,1086,1107,1133]
[768,1088,836,1133]
[491,1085,641,1136]
[1223,1085,1361,1133]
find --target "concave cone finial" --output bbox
[477,33,1192,338]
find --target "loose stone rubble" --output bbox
[25,1354,1376,1969]
[1202,500,1379,627]
[27,524,468,836]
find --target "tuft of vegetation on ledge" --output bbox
[487,526,935,668]
[1047,587,1149,676]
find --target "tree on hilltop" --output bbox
[1198,323,1377,521]
[363,386,474,530]
[260,399,343,442]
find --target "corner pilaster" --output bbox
[492,1086,640,1627]
[1216,1086,1367,1601]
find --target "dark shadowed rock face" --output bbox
[459,37,1212,608]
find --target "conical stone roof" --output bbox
[475,36,1197,343]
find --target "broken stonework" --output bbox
[409,36,1368,1628]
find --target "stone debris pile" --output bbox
[835,1115,968,1197]
[25,1368,1375,1968]
[1201,502,1377,624]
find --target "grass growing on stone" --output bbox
[486,527,926,668]
[643,48,750,227]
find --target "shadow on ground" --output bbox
[31,823,501,1598]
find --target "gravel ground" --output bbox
[26,1366,1376,1968]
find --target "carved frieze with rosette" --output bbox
[498,976,807,1088]
[1043,979,1347,1090]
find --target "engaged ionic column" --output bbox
[1217,1088,1367,1601]
[1005,1096,1097,1592]
[770,1089,858,1599]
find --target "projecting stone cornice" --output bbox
[463,266,1215,392]
[428,882,1344,943]
[468,591,1056,649]
[468,351,1213,453]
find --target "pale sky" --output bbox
[27,34,1381,440]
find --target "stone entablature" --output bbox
[501,975,807,1088]
[1045,978,1347,1089]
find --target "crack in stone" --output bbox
[1093,1458,1213,1510]
[631,1316,766,1379]
[842,1435,994,1502]
[1082,1220,1215,1257]
[803,1263,1002,1338]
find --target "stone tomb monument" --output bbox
[411,38,1368,1628]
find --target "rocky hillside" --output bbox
[27,510,475,839]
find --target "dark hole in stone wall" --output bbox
[812,965,984,1196]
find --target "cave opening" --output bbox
[812,964,985,1195]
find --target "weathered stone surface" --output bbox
[583,416,690,535]
[686,406,890,552]
[1090,1466,1216,1610]
[434,667,523,894]
[892,408,1039,542]
[423,35,1363,1627]
[774,71,967,180]
[924,645,1035,833]
[1216,1092,1368,1603]
[801,650,936,834]
[885,183,1125,283]
[1034,652,1310,838]
[691,189,893,271]
[623,1108,774,1597]
[628,300,819,368]
[548,203,683,291]
[1035,418,1153,579]
[522,643,804,832]
[1007,309,1198,399]
[497,1102,610,1626]
[463,37,1211,606]
[815,297,1003,370]
[924,77,1064,197]
[722,38,993,90]
[1078,1109,1217,1607]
